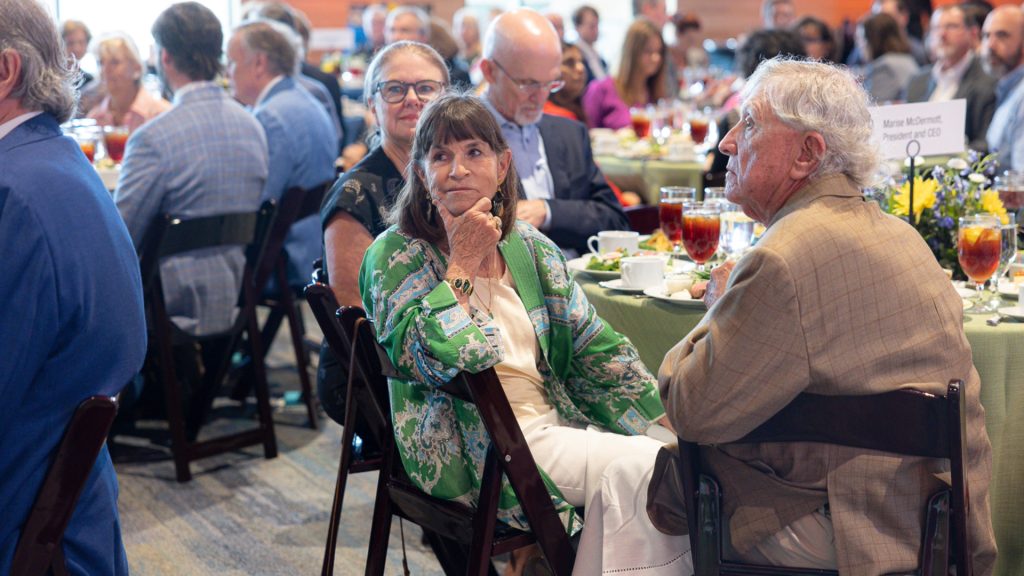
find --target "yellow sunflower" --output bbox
[891,177,938,222]
[980,190,1009,224]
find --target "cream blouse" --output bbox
[472,267,554,423]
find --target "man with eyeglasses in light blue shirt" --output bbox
[479,8,628,256]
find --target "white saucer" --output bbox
[997,306,1024,320]
[954,286,975,299]
[599,279,647,293]
[997,280,1021,299]
[642,286,707,308]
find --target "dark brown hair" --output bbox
[388,92,520,245]
[861,13,910,59]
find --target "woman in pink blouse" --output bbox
[582,19,667,130]
[87,34,170,131]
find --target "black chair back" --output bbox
[139,201,278,482]
[678,379,969,576]
[11,396,119,576]
[249,182,333,430]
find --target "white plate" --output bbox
[598,279,647,293]
[567,255,694,279]
[566,256,619,279]
[643,286,707,308]
[997,306,1024,320]
[954,286,975,299]
[997,280,1021,299]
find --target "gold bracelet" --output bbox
[448,277,474,296]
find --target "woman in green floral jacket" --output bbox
[359,93,690,574]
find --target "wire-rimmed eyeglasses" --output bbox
[490,59,565,94]
[375,80,446,104]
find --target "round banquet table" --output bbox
[595,155,706,205]
[574,272,1024,576]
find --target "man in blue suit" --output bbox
[227,19,337,288]
[0,1,146,573]
[480,8,628,256]
[115,2,269,337]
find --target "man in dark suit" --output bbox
[573,5,608,85]
[480,8,627,255]
[0,1,146,573]
[905,4,996,151]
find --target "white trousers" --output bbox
[519,411,693,576]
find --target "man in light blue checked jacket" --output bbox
[114,2,269,337]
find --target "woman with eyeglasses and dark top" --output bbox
[582,18,668,130]
[318,41,449,436]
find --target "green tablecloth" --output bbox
[595,155,705,205]
[575,273,1024,576]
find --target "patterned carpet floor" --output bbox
[111,307,449,575]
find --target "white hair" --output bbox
[0,0,78,122]
[386,6,430,38]
[742,57,880,188]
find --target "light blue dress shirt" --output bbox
[482,96,554,230]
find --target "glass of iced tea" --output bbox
[630,106,652,139]
[103,125,130,164]
[682,201,721,270]
[73,127,99,164]
[995,170,1024,226]
[687,109,710,145]
[659,186,695,249]
[958,214,1002,312]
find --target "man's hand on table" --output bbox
[516,199,548,228]
[703,260,735,308]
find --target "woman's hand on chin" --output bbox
[437,196,501,278]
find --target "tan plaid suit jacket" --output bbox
[658,174,997,576]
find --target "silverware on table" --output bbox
[986,315,1003,327]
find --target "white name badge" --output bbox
[869,100,967,160]
[309,28,354,52]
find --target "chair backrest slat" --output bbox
[737,388,949,458]
[11,396,119,575]
[679,379,969,576]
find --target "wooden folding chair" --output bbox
[303,274,386,576]
[252,181,333,430]
[10,396,119,576]
[343,310,576,576]
[139,202,278,482]
[677,379,970,576]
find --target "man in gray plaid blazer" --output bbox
[115,2,268,336]
[658,58,997,575]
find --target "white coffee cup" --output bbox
[620,256,665,289]
[587,230,640,255]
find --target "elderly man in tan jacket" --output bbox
[658,57,997,575]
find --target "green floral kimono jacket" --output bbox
[359,221,665,534]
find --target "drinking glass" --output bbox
[719,201,755,259]
[659,187,695,249]
[73,127,99,164]
[995,170,1024,227]
[687,109,709,146]
[958,214,1002,312]
[630,106,652,139]
[103,125,130,164]
[682,201,721,270]
[984,213,1018,308]
[702,186,727,206]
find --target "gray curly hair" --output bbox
[0,0,78,123]
[742,57,879,188]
